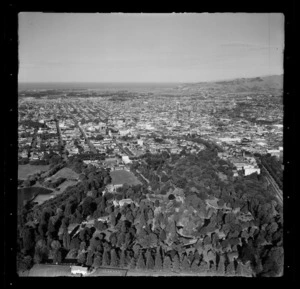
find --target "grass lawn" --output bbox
[33,194,56,205]
[18,164,50,180]
[88,268,127,276]
[47,167,79,181]
[104,158,118,165]
[56,180,79,193]
[28,264,72,277]
[110,170,141,186]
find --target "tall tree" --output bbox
[86,250,94,267]
[119,250,126,268]
[89,237,101,253]
[80,241,86,251]
[159,229,166,242]
[226,261,235,276]
[191,259,199,272]
[180,255,190,272]
[154,247,163,271]
[53,249,62,264]
[62,228,70,250]
[137,251,146,270]
[77,252,86,265]
[172,254,180,272]
[38,222,48,239]
[110,233,118,247]
[47,219,57,239]
[110,249,119,267]
[217,255,225,275]
[198,260,209,272]
[70,236,80,251]
[102,250,110,267]
[34,239,48,264]
[209,262,217,274]
[22,227,35,254]
[92,253,102,268]
[129,255,136,270]
[163,255,172,271]
[235,261,243,276]
[110,212,117,227]
[133,243,141,259]
[117,232,126,248]
[145,250,154,270]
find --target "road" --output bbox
[28,127,38,158]
[115,142,135,157]
[65,107,98,154]
[54,118,68,162]
[261,165,283,205]
[136,169,150,184]
[76,123,98,154]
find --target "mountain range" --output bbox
[176,75,283,95]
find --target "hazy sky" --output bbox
[18,13,284,83]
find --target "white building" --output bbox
[233,170,239,177]
[267,149,281,158]
[106,184,114,193]
[70,266,88,276]
[119,129,131,136]
[122,155,132,164]
[244,167,261,176]
[113,184,123,190]
[86,126,96,132]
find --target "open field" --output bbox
[110,170,141,186]
[18,164,50,180]
[22,264,245,277]
[88,268,127,276]
[33,193,56,205]
[126,270,239,277]
[47,167,79,181]
[103,158,118,165]
[56,179,79,193]
[27,264,72,277]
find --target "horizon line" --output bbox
[18,73,283,85]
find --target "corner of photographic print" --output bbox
[17,12,284,277]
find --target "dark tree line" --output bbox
[17,149,283,277]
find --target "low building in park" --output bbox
[70,266,88,276]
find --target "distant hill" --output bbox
[176,75,283,95]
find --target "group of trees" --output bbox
[89,134,104,141]
[17,148,283,277]
[44,177,66,189]
[19,120,47,130]
[130,149,283,276]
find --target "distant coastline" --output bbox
[18,82,182,91]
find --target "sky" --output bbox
[18,13,284,83]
